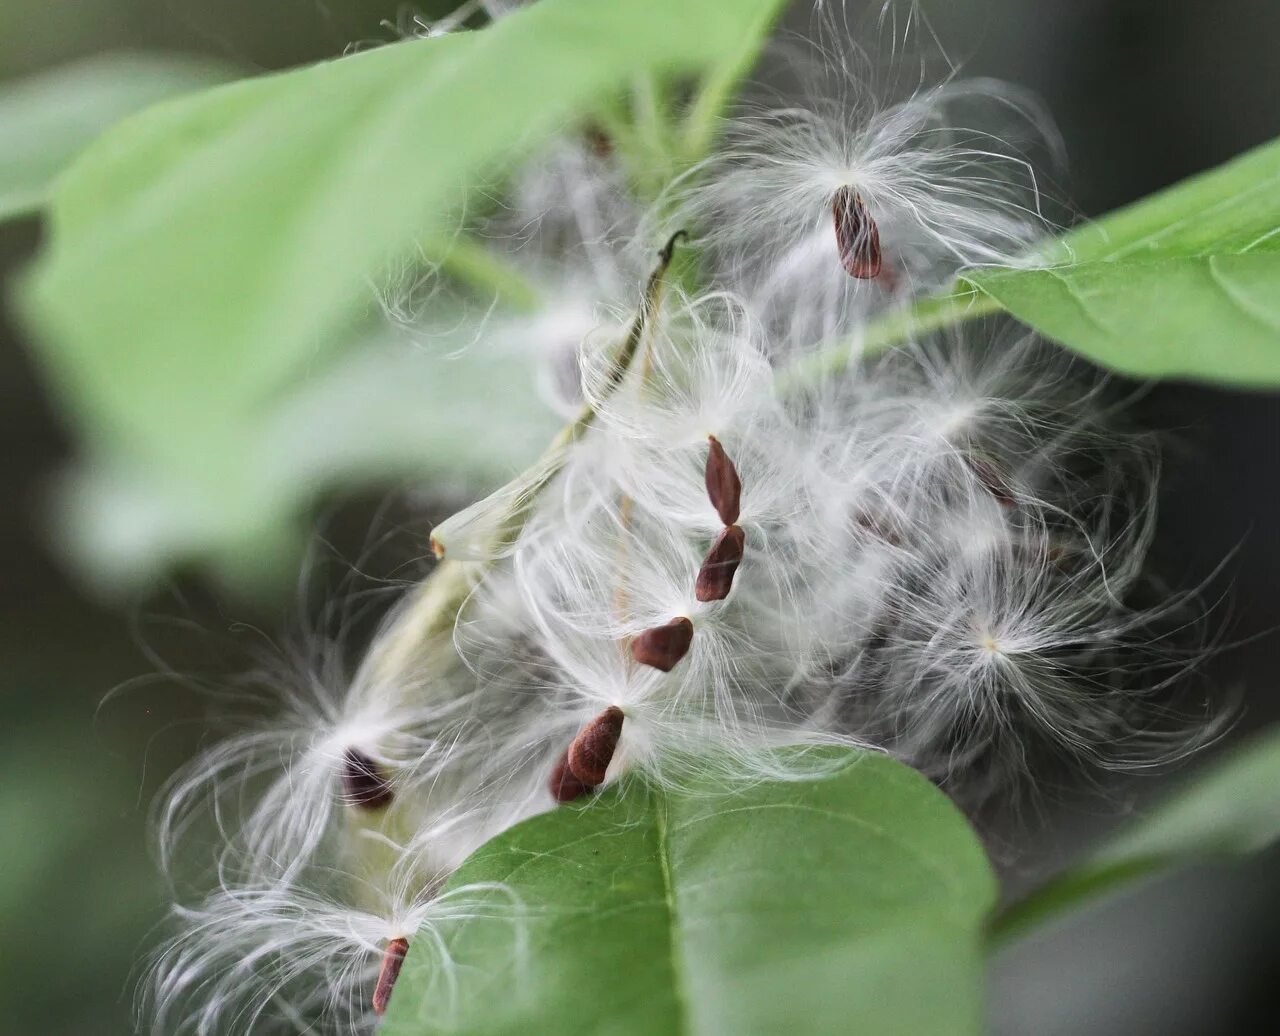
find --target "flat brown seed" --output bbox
[341,747,394,812]
[372,937,410,1016]
[705,435,742,526]
[855,511,903,547]
[549,747,596,802]
[631,616,695,672]
[568,706,625,785]
[964,454,1016,508]
[695,524,746,602]
[832,185,883,279]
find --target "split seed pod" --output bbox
[695,525,746,602]
[372,937,410,1016]
[631,616,695,671]
[568,706,625,785]
[341,748,394,811]
[705,435,742,526]
[832,185,882,279]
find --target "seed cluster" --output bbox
[144,5,1217,1033]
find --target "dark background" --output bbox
[1,1,1277,1032]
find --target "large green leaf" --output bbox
[50,328,562,593]
[789,136,1280,388]
[381,751,997,1036]
[965,137,1280,384]
[0,52,236,223]
[990,727,1280,946]
[17,0,785,569]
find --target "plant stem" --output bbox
[428,233,541,311]
[680,3,784,163]
[775,284,1002,391]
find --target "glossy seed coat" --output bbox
[631,616,695,671]
[705,435,742,526]
[695,525,746,602]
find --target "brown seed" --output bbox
[855,511,903,547]
[548,747,595,802]
[341,748,394,812]
[832,185,882,279]
[568,706,625,786]
[583,122,613,158]
[695,524,746,602]
[372,937,410,1016]
[631,616,695,672]
[705,435,742,526]
[964,454,1016,508]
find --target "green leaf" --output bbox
[965,137,1280,384]
[0,52,237,223]
[16,0,786,587]
[381,751,997,1036]
[50,329,563,594]
[990,727,1280,946]
[794,136,1280,388]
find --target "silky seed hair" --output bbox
[660,28,1058,348]
[146,2,1222,1031]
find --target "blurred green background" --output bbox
[2,1,1279,1033]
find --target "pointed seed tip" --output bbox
[704,436,742,527]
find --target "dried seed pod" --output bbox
[568,706,625,786]
[549,747,595,803]
[695,525,746,602]
[372,937,410,1016]
[964,454,1016,508]
[832,185,882,279]
[341,748,394,812]
[705,435,742,526]
[631,616,695,672]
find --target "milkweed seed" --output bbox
[695,525,746,602]
[965,454,1016,508]
[568,706,625,785]
[341,748,394,812]
[832,185,883,279]
[631,616,695,671]
[549,747,596,802]
[705,435,742,526]
[372,937,410,1016]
